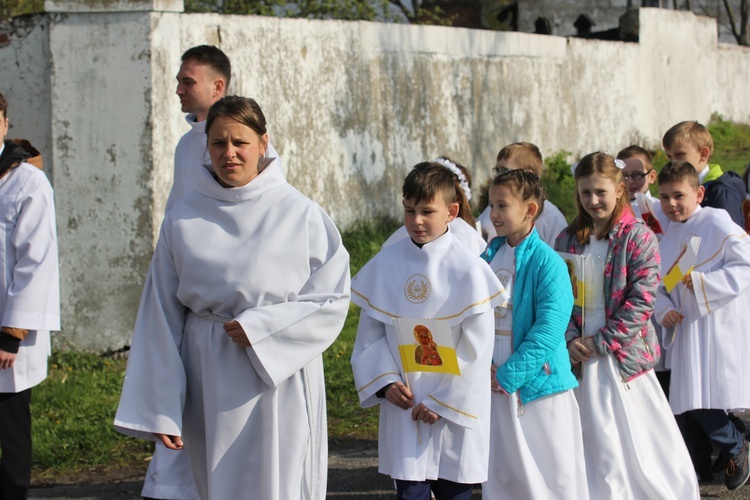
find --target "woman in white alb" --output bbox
[114,96,350,500]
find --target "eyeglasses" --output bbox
[492,166,509,175]
[622,171,652,181]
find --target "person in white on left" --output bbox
[0,92,60,500]
[115,96,350,500]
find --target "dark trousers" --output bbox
[395,479,473,500]
[0,388,32,500]
[676,409,745,474]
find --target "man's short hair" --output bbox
[0,92,7,119]
[662,121,714,158]
[496,142,544,176]
[181,45,232,89]
[658,161,701,190]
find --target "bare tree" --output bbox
[721,0,749,44]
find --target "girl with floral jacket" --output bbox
[554,152,699,500]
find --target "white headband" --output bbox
[434,157,472,202]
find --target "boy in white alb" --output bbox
[655,161,750,491]
[478,143,567,246]
[351,161,508,499]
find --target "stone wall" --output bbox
[0,2,748,350]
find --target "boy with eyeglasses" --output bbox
[478,142,567,247]
[617,145,670,236]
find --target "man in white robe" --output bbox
[655,162,750,490]
[116,157,350,500]
[145,44,233,500]
[0,93,60,499]
[152,48,286,499]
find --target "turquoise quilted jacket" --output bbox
[481,229,578,405]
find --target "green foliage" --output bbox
[706,113,750,174]
[0,0,43,18]
[32,351,152,480]
[186,0,395,21]
[341,216,400,275]
[542,151,577,222]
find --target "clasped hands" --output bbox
[384,382,440,424]
[567,337,598,365]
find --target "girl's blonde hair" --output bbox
[569,152,631,244]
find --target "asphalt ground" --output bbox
[28,416,750,499]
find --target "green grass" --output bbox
[32,351,153,481]
[325,216,401,439]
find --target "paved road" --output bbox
[28,436,750,499]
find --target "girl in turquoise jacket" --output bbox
[480,169,587,500]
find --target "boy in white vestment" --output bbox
[0,92,60,499]
[655,161,750,491]
[478,143,567,246]
[351,162,508,500]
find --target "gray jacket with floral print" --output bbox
[554,210,661,381]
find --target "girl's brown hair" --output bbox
[436,156,475,227]
[491,169,546,221]
[569,152,631,244]
[206,95,267,144]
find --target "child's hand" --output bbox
[682,274,694,291]
[385,382,414,410]
[154,433,184,450]
[490,364,501,393]
[412,403,440,424]
[662,310,684,328]
[224,320,251,347]
[568,338,594,364]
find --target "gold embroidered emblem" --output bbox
[404,274,430,303]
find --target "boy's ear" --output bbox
[699,146,711,164]
[448,202,459,221]
[647,169,657,185]
[696,185,706,204]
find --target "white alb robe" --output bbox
[148,115,284,500]
[655,206,750,415]
[0,162,60,393]
[578,239,699,500]
[479,200,567,246]
[115,161,350,500]
[381,218,486,255]
[351,232,508,484]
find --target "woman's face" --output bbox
[207,116,268,188]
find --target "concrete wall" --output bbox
[0,3,748,350]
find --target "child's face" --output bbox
[403,195,458,245]
[664,139,709,172]
[622,156,655,200]
[658,180,704,223]
[577,174,624,229]
[488,183,536,246]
